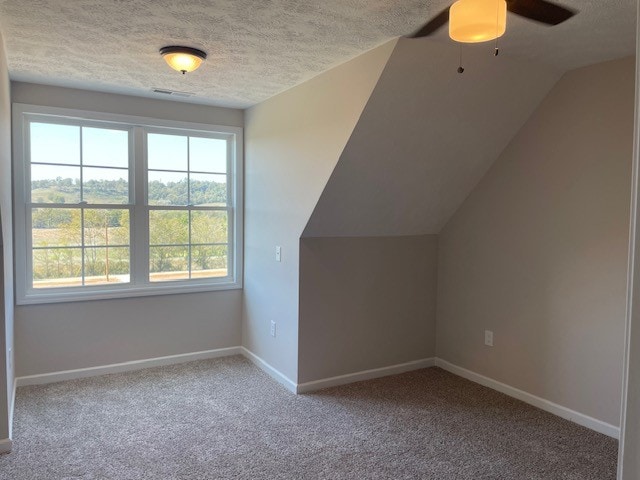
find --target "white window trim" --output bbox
[13,103,244,305]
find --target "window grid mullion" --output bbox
[79,126,85,286]
[147,167,226,176]
[33,244,130,250]
[80,208,85,286]
[133,126,149,286]
[28,203,133,209]
[79,126,84,202]
[187,136,192,279]
[148,243,227,248]
[147,205,228,211]
[226,137,231,208]
[227,138,233,277]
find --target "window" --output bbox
[13,104,243,304]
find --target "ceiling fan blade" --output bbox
[407,7,450,38]
[506,0,576,25]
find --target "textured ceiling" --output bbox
[0,0,635,108]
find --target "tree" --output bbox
[191,211,227,270]
[149,210,188,274]
[83,209,129,280]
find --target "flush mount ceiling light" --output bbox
[160,46,207,74]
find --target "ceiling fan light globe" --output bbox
[449,0,507,43]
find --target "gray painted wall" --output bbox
[11,82,243,127]
[12,83,244,377]
[299,235,438,383]
[437,57,635,427]
[242,41,396,382]
[0,33,13,442]
[15,291,241,376]
[303,38,560,237]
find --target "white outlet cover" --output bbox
[485,330,494,347]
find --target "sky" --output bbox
[30,123,228,184]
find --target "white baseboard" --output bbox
[297,358,436,394]
[435,358,620,439]
[239,351,436,395]
[240,347,297,393]
[0,438,12,454]
[15,346,242,387]
[10,347,617,440]
[9,379,16,440]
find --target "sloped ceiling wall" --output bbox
[303,37,561,237]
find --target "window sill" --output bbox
[17,280,243,306]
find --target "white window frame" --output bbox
[13,103,244,305]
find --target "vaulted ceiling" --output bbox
[0,0,635,108]
[303,38,562,237]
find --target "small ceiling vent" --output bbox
[151,88,195,98]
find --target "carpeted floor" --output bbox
[0,355,617,479]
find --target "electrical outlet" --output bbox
[275,246,281,262]
[485,330,494,347]
[270,321,277,337]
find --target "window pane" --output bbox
[32,208,81,247]
[82,167,129,204]
[33,247,82,288]
[84,247,130,285]
[31,123,80,165]
[190,173,227,206]
[190,137,227,173]
[31,164,80,203]
[191,245,228,278]
[148,171,188,206]
[149,210,188,245]
[149,246,189,282]
[148,133,187,171]
[84,209,130,246]
[82,127,129,168]
[191,211,228,244]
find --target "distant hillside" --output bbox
[31,177,227,206]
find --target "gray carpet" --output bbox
[0,355,617,479]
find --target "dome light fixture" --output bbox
[160,46,207,74]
